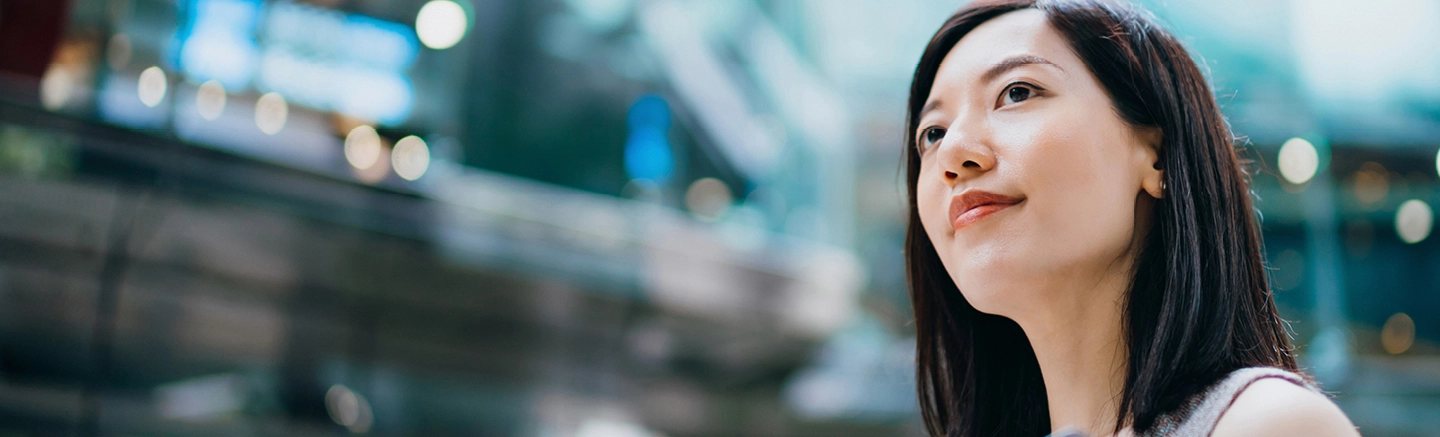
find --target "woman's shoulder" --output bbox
[1208,370,1358,437]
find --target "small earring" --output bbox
[1161,181,1167,191]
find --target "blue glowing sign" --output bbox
[176,0,261,90]
[625,94,675,183]
[175,0,419,125]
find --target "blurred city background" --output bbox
[0,0,1436,435]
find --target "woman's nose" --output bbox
[937,125,996,185]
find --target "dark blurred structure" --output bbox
[0,0,894,436]
[0,0,1437,436]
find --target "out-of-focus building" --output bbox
[0,0,1436,435]
[1,0,899,435]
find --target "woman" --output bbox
[903,1,1360,436]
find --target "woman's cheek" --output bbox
[1021,119,1137,264]
[916,170,948,237]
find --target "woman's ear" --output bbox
[1142,169,1165,199]
[1136,127,1164,199]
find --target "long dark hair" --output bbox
[903,0,1298,435]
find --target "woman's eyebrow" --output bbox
[980,55,1063,84]
[918,99,944,121]
[917,55,1061,120]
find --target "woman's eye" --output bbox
[1001,83,1036,105]
[921,127,946,149]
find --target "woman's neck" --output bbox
[1013,266,1133,437]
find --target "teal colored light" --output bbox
[624,94,674,183]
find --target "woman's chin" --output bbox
[953,272,1031,317]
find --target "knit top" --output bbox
[1139,366,1323,436]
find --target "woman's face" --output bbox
[915,9,1163,316]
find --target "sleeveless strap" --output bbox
[1145,367,1322,436]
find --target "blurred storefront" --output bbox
[1,0,903,435]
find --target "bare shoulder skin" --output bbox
[1210,378,1360,437]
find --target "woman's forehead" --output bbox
[934,9,1076,88]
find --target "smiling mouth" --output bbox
[952,202,1019,229]
[950,190,1024,230]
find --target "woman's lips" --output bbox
[949,190,1024,230]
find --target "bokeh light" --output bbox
[195,80,227,120]
[352,140,391,184]
[254,92,288,135]
[1278,137,1319,185]
[138,66,168,108]
[574,418,657,437]
[1350,162,1389,207]
[345,125,383,170]
[106,34,131,70]
[1395,199,1434,244]
[324,385,373,434]
[1381,312,1415,355]
[391,135,430,180]
[416,0,468,50]
[685,178,733,222]
[39,66,76,110]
